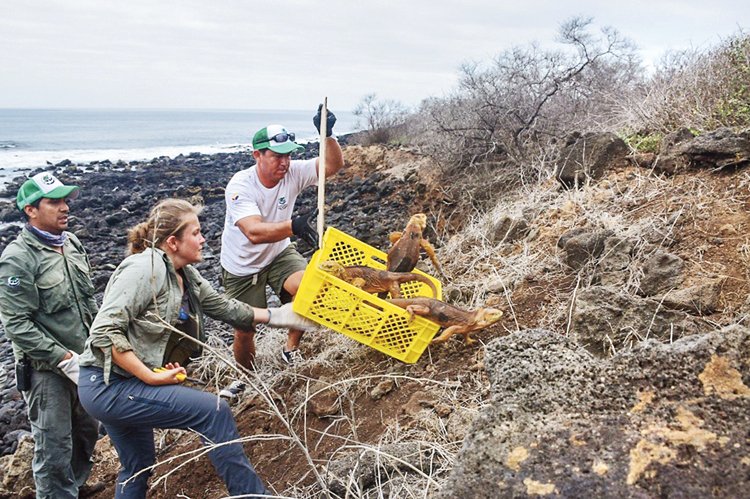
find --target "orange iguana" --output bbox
[387,213,446,279]
[319,260,438,298]
[387,297,503,345]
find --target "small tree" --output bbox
[353,93,409,144]
[413,16,640,178]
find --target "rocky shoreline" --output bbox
[0,133,436,456]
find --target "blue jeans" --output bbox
[24,369,99,499]
[78,366,268,498]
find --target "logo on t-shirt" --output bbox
[231,193,239,202]
[277,196,288,210]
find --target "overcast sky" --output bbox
[1,0,748,112]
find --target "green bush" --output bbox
[623,132,663,153]
[715,35,750,126]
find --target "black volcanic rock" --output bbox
[0,134,440,455]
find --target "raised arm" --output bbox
[316,137,345,178]
[313,104,345,178]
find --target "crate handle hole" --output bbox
[370,255,387,266]
[361,299,385,313]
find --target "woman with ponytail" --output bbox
[77,198,312,498]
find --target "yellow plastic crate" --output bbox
[293,227,442,363]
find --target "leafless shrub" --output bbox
[619,30,750,133]
[353,93,410,145]
[410,16,640,185]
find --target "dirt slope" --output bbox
[50,144,750,497]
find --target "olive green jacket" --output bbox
[79,248,256,383]
[0,228,98,371]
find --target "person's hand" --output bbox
[151,363,187,385]
[57,351,80,385]
[267,303,317,330]
[291,207,319,249]
[313,104,336,137]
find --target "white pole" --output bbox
[317,97,328,249]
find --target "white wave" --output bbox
[0,143,252,170]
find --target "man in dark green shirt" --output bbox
[0,172,100,499]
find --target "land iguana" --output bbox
[319,260,438,298]
[387,213,446,279]
[387,297,503,345]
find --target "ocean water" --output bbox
[0,108,358,184]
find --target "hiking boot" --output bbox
[219,380,246,400]
[281,348,303,365]
[79,481,106,498]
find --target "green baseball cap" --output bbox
[252,124,304,154]
[16,172,79,211]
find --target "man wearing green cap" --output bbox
[219,106,343,388]
[0,172,101,498]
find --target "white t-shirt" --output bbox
[220,158,318,276]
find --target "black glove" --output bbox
[291,208,319,249]
[313,104,336,137]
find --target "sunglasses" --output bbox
[264,131,295,144]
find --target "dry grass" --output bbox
[96,151,750,498]
[433,161,746,346]
[110,318,489,498]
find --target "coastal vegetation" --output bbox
[359,17,749,207]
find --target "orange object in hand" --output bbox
[153,367,187,382]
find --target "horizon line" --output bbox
[0,106,351,113]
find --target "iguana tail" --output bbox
[404,273,438,298]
